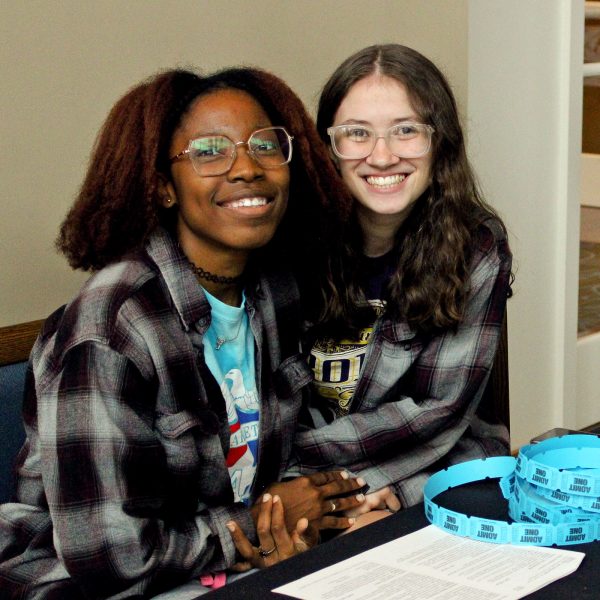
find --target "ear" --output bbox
[157,174,177,208]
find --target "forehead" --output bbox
[333,74,418,125]
[177,88,273,140]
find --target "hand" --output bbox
[343,486,401,518]
[255,471,366,533]
[228,494,314,571]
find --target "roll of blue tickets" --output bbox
[423,434,600,546]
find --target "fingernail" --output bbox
[340,471,349,479]
[357,477,366,486]
[356,494,365,502]
[226,522,235,532]
[262,493,272,503]
[273,495,280,503]
[348,518,356,524]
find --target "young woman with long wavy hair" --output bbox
[291,44,513,529]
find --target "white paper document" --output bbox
[273,525,585,600]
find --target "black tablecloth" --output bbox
[207,480,599,599]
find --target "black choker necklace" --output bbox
[185,258,241,285]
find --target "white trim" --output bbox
[582,154,600,207]
[468,0,583,447]
[576,332,600,428]
[584,62,600,77]
[586,1,600,19]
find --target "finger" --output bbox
[343,501,373,518]
[230,561,253,573]
[319,476,367,499]
[385,494,402,512]
[256,494,277,564]
[226,521,255,562]
[306,470,349,486]
[291,517,311,553]
[269,495,295,560]
[326,492,366,515]
[316,515,356,530]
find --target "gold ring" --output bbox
[258,545,276,557]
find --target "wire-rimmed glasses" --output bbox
[170,126,293,176]
[327,122,434,160]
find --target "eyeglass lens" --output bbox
[331,124,432,159]
[188,127,291,176]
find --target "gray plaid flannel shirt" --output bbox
[292,217,512,507]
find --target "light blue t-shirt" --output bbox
[202,288,259,504]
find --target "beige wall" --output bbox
[1,0,468,326]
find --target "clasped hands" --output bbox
[226,472,400,571]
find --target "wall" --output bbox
[1,0,468,326]
[468,0,585,447]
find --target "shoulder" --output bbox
[44,249,166,362]
[472,213,511,265]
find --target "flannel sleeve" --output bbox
[37,341,253,599]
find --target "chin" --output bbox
[233,230,279,252]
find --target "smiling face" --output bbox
[331,74,432,249]
[165,88,289,270]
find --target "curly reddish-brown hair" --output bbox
[57,67,352,280]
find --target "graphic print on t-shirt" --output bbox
[221,368,260,503]
[309,300,385,419]
[309,328,371,417]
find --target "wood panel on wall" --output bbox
[0,321,43,365]
[583,16,600,153]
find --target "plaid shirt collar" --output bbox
[146,228,212,331]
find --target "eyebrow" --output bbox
[187,123,274,140]
[336,117,420,126]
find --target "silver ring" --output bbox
[258,545,276,557]
[330,501,337,512]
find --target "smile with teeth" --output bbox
[223,197,269,208]
[365,174,406,188]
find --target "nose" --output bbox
[227,142,264,181]
[366,136,399,169]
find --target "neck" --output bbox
[356,206,406,257]
[362,236,393,258]
[358,219,396,258]
[202,280,243,307]
[177,233,247,307]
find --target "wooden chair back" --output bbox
[479,314,510,430]
[0,319,42,502]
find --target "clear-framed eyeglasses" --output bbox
[327,122,434,160]
[170,126,294,177]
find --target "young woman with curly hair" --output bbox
[0,67,364,598]
[291,44,513,529]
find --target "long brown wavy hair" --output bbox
[57,67,352,285]
[315,44,511,333]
